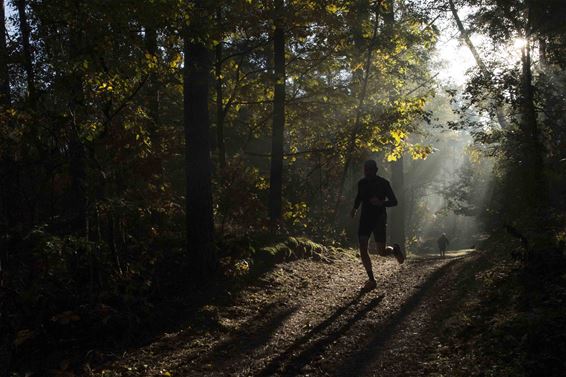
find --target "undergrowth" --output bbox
[3,231,343,376]
[428,232,566,376]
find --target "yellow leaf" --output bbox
[326,4,339,13]
[390,129,407,144]
[386,153,398,162]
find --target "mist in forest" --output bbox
[2,0,566,374]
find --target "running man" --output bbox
[437,233,449,258]
[350,160,405,291]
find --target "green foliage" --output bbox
[441,0,566,252]
[0,0,439,372]
[214,156,269,234]
[216,234,343,279]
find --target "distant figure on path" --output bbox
[437,233,449,258]
[351,160,405,292]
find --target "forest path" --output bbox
[95,249,478,377]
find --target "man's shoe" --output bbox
[393,243,405,264]
[361,279,377,292]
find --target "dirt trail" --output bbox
[95,250,478,377]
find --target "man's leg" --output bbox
[359,236,376,282]
[376,242,398,257]
[376,242,388,256]
[374,214,389,257]
[374,217,404,264]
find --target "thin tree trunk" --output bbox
[384,0,404,249]
[68,3,87,235]
[448,0,507,129]
[351,0,370,49]
[333,2,381,221]
[390,156,405,249]
[145,25,161,156]
[215,30,226,169]
[521,40,545,212]
[538,38,547,67]
[0,0,16,228]
[183,15,216,281]
[383,0,394,28]
[15,0,36,105]
[0,0,10,105]
[268,0,285,223]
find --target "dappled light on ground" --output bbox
[94,250,480,376]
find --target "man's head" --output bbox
[363,160,378,177]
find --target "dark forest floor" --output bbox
[85,248,513,377]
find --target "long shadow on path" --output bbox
[195,301,297,369]
[333,256,468,376]
[256,291,384,377]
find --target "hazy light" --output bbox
[513,38,528,51]
[434,37,476,86]
[434,24,490,86]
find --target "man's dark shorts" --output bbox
[358,212,387,243]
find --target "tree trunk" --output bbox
[389,156,405,249]
[383,0,394,28]
[145,25,161,156]
[538,38,547,67]
[15,0,36,105]
[448,0,507,130]
[383,0,404,249]
[520,40,545,211]
[333,2,381,221]
[68,3,87,235]
[351,0,370,49]
[268,0,285,223]
[0,17,12,352]
[0,0,10,105]
[183,18,216,281]
[215,34,226,169]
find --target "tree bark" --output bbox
[383,0,394,28]
[351,0,370,49]
[333,2,381,221]
[520,40,545,211]
[448,0,508,129]
[68,2,87,235]
[183,15,216,281]
[145,25,161,155]
[0,1,13,358]
[0,0,10,105]
[268,0,285,222]
[15,0,36,105]
[383,0,405,248]
[389,156,405,249]
[215,32,226,169]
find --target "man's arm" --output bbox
[384,181,398,207]
[353,181,362,210]
[351,181,361,218]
